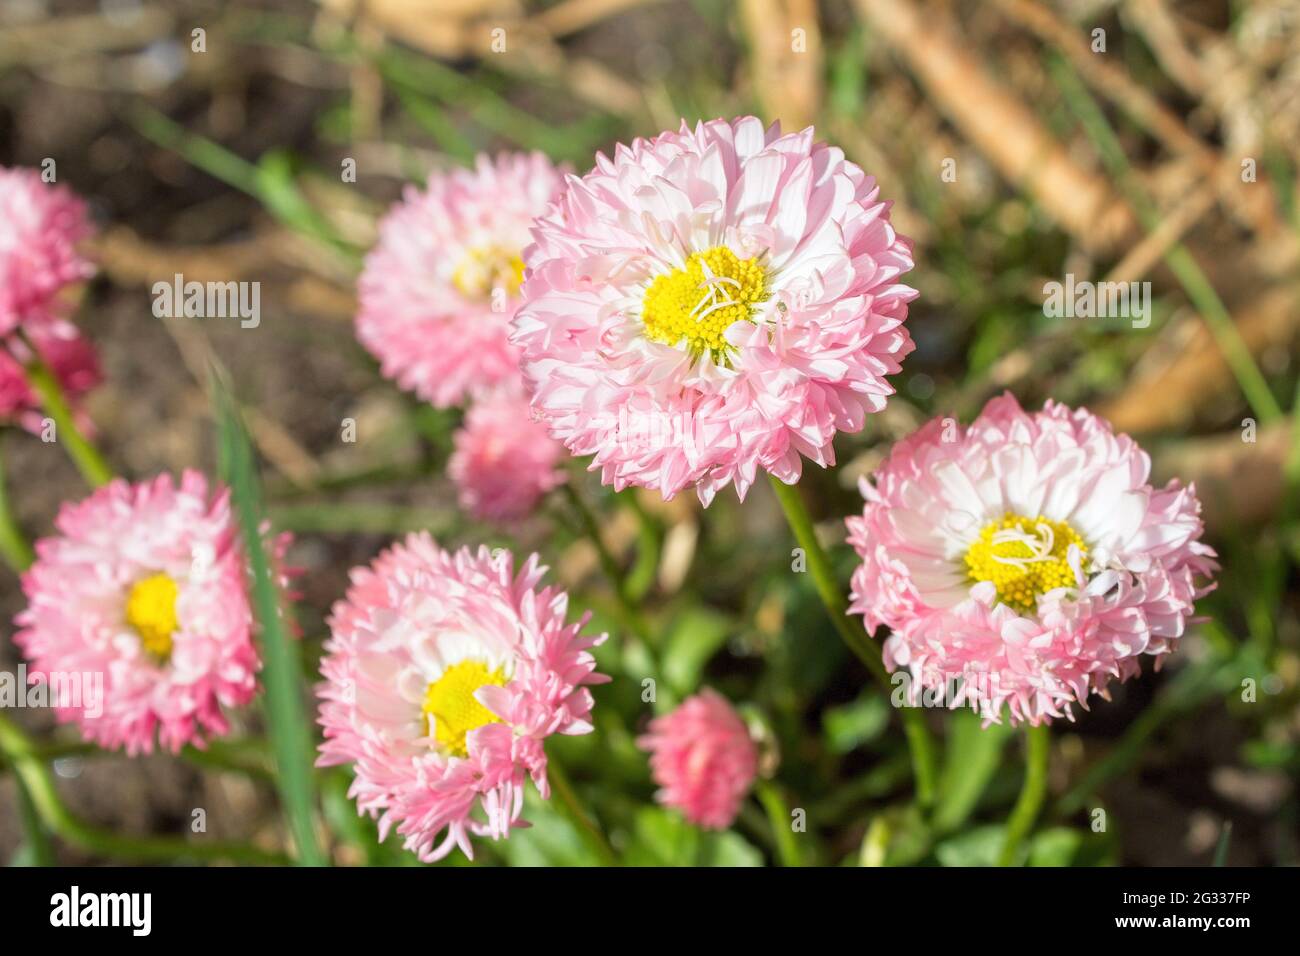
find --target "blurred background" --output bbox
[0,0,1297,865]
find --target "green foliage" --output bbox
[214,374,326,866]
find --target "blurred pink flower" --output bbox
[14,471,289,755]
[638,688,758,829]
[0,166,95,336]
[0,322,101,433]
[356,152,567,408]
[448,388,566,522]
[846,393,1219,725]
[316,536,608,862]
[513,116,916,505]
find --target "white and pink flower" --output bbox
[356,152,567,408]
[638,689,758,829]
[316,536,607,862]
[0,166,95,336]
[846,393,1218,725]
[513,116,916,505]
[15,471,285,754]
[448,388,566,522]
[0,322,101,433]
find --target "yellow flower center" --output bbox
[964,513,1087,613]
[452,245,525,301]
[641,245,768,361]
[125,573,180,661]
[421,659,509,757]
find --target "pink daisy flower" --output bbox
[638,688,758,829]
[0,166,95,336]
[356,152,567,408]
[512,116,917,505]
[14,471,288,754]
[0,322,101,433]
[846,393,1219,725]
[316,535,608,862]
[448,387,566,522]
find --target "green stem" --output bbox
[624,495,662,601]
[14,777,55,866]
[755,780,803,867]
[0,435,35,572]
[767,475,938,807]
[997,722,1051,866]
[0,714,288,865]
[561,483,652,643]
[0,440,50,866]
[21,346,114,488]
[547,760,617,865]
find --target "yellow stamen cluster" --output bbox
[452,245,525,301]
[422,659,509,757]
[125,572,180,661]
[641,245,768,361]
[964,513,1087,613]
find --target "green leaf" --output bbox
[214,373,326,866]
[622,808,762,867]
[391,85,478,164]
[1028,827,1115,867]
[497,792,604,867]
[858,804,933,866]
[823,691,890,753]
[1028,827,1083,867]
[1213,822,1232,867]
[935,824,1006,867]
[661,607,733,697]
[932,709,1012,833]
[254,150,351,253]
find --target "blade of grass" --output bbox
[754,780,804,866]
[391,85,478,164]
[1213,821,1233,866]
[372,45,609,165]
[213,370,326,866]
[129,105,359,264]
[1047,55,1283,425]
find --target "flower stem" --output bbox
[560,482,652,643]
[997,722,1051,866]
[0,440,49,863]
[0,435,35,573]
[767,475,938,808]
[547,760,617,865]
[755,780,803,866]
[14,776,56,865]
[0,714,288,865]
[22,348,113,488]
